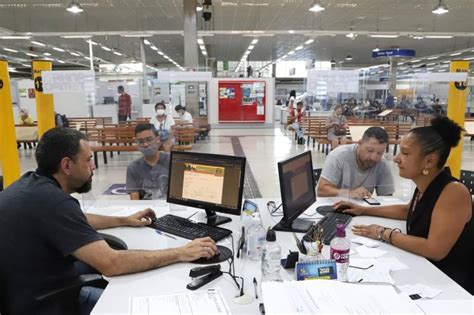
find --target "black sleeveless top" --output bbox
[407,168,474,294]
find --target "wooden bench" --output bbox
[87,126,137,167]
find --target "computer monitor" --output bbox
[167,151,246,226]
[273,151,316,233]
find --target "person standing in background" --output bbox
[117,86,131,123]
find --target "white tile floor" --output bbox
[13,126,474,202]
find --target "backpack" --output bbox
[55,114,70,127]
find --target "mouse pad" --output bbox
[316,205,335,215]
[191,245,232,264]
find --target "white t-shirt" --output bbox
[181,111,193,123]
[150,115,175,131]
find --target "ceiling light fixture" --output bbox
[69,52,81,56]
[368,34,399,38]
[86,40,98,45]
[25,53,38,57]
[113,51,122,56]
[57,60,66,64]
[3,48,18,53]
[309,1,325,13]
[30,40,46,46]
[304,39,314,45]
[101,46,112,51]
[43,52,52,56]
[295,46,303,50]
[66,1,84,13]
[425,35,453,39]
[345,54,353,61]
[143,39,151,45]
[450,52,462,56]
[288,30,294,34]
[1,36,30,39]
[52,47,65,52]
[251,39,259,45]
[197,38,204,45]
[427,56,439,60]
[61,35,91,39]
[432,0,449,15]
[372,45,380,52]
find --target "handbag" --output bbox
[333,116,346,136]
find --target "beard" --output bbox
[76,176,93,194]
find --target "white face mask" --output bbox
[156,109,165,116]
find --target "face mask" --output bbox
[156,109,165,116]
[139,143,159,157]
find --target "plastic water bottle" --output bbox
[330,223,350,282]
[246,214,266,261]
[261,229,282,282]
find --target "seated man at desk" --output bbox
[339,117,473,294]
[127,123,170,200]
[0,127,217,315]
[317,126,394,199]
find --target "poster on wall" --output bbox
[219,87,228,99]
[241,84,255,105]
[28,88,35,99]
[227,88,235,99]
[257,99,264,115]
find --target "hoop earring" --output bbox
[422,169,429,176]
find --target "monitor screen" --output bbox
[275,151,315,232]
[167,151,246,226]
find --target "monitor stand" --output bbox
[272,218,313,233]
[205,209,231,227]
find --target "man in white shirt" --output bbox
[175,105,193,123]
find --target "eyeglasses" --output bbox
[136,137,156,146]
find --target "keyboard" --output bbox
[150,214,232,242]
[305,212,353,245]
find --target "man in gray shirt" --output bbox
[317,127,395,199]
[127,124,170,200]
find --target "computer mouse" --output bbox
[316,205,335,216]
[191,245,231,265]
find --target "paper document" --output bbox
[262,280,421,314]
[399,284,442,299]
[351,236,380,248]
[130,288,231,315]
[355,245,387,258]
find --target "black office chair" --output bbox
[313,168,322,187]
[460,170,474,195]
[0,233,127,314]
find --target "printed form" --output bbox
[182,164,224,204]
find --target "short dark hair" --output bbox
[118,85,124,91]
[361,127,389,144]
[175,105,183,111]
[410,116,463,169]
[155,102,166,110]
[35,128,87,176]
[296,101,303,107]
[135,123,158,137]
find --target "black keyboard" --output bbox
[150,214,232,242]
[305,212,353,245]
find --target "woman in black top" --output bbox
[335,116,473,294]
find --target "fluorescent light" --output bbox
[282,54,288,59]
[113,51,122,56]
[143,39,151,45]
[43,52,52,56]
[25,53,38,57]
[288,30,294,34]
[3,48,18,53]
[197,38,204,45]
[202,51,208,56]
[295,45,303,50]
[248,45,255,50]
[463,57,474,60]
[199,45,206,50]
[30,41,46,46]
[52,47,65,52]
[427,56,439,60]
[101,46,112,51]
[346,54,353,61]
[66,1,84,13]
[425,35,453,39]
[150,46,158,51]
[158,51,164,56]
[372,47,380,52]
[287,50,295,55]
[69,52,81,56]
[432,0,449,14]
[449,52,462,56]
[304,39,314,45]
[1,36,30,39]
[56,60,66,64]
[346,32,356,39]
[61,35,91,39]
[251,39,259,44]
[309,1,325,12]
[121,34,153,38]
[411,59,421,63]
[369,34,399,38]
[196,5,203,11]
[427,62,436,66]
[86,40,98,45]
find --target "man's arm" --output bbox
[317,177,371,199]
[73,237,217,277]
[85,208,156,230]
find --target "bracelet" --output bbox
[377,226,387,242]
[389,228,402,244]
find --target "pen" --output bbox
[155,229,177,240]
[253,277,258,299]
[357,278,363,282]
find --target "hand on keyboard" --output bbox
[124,208,157,227]
[177,237,218,262]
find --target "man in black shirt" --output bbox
[0,128,217,315]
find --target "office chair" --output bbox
[460,170,474,195]
[0,234,127,314]
[313,168,322,187]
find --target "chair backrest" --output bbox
[313,168,322,187]
[460,170,474,195]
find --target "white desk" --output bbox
[88,198,472,315]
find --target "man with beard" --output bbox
[0,128,217,315]
[317,127,394,199]
[126,123,170,200]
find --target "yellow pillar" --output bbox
[0,60,21,187]
[446,60,469,179]
[32,60,55,138]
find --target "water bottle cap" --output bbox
[335,223,346,237]
[266,229,276,242]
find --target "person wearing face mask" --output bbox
[317,127,394,199]
[126,123,170,200]
[150,102,175,151]
[175,105,193,123]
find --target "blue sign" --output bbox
[372,49,416,59]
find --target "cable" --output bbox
[266,201,283,217]
[224,234,245,296]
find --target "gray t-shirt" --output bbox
[320,144,394,196]
[126,152,170,200]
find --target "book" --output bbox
[295,259,337,280]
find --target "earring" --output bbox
[422,169,429,176]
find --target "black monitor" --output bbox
[273,151,316,233]
[167,151,246,226]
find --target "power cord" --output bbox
[224,235,245,297]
